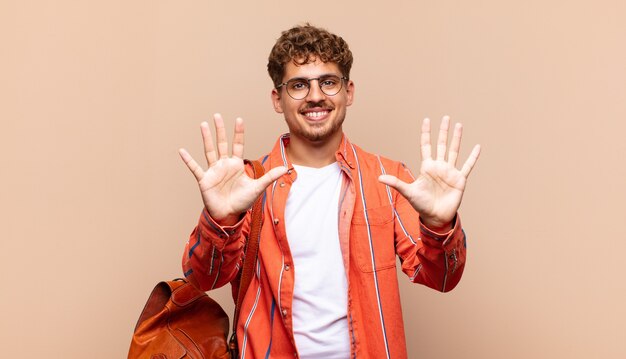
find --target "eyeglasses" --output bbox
[277,75,348,100]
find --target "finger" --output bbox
[447,123,463,167]
[213,113,229,159]
[436,115,450,161]
[420,118,432,161]
[200,121,218,166]
[255,166,288,193]
[232,117,245,159]
[378,174,412,197]
[460,144,481,178]
[178,148,205,181]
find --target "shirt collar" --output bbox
[266,133,357,174]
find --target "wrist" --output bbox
[420,216,453,233]
[211,211,243,227]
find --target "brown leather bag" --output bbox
[128,160,265,359]
[128,279,231,359]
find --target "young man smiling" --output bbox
[179,24,481,359]
[270,58,353,168]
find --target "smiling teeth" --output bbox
[305,111,328,118]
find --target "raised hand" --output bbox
[179,114,287,226]
[378,116,481,231]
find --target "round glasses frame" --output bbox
[276,75,348,100]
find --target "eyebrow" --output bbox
[286,73,341,82]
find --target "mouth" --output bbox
[300,108,332,121]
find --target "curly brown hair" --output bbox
[267,24,353,88]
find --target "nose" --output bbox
[305,79,325,102]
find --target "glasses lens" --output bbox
[284,76,344,100]
[319,75,343,96]
[286,79,310,100]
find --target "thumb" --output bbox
[255,166,288,192]
[378,174,411,196]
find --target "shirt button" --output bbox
[282,309,287,317]
[285,264,290,271]
[280,182,285,187]
[273,218,280,225]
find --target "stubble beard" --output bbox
[293,99,346,143]
[294,111,345,144]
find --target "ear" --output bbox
[271,88,284,113]
[345,80,355,106]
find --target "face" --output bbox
[271,58,355,145]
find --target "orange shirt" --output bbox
[183,134,467,359]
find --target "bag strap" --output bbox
[229,159,265,355]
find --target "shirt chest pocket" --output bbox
[350,204,397,272]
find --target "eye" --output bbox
[320,76,340,88]
[289,80,309,91]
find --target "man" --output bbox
[179,24,480,359]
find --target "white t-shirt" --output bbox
[285,163,350,359]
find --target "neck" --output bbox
[286,132,342,168]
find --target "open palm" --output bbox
[179,114,287,225]
[379,116,481,230]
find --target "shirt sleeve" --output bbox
[182,207,250,291]
[392,163,467,292]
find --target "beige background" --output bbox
[1,0,625,358]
